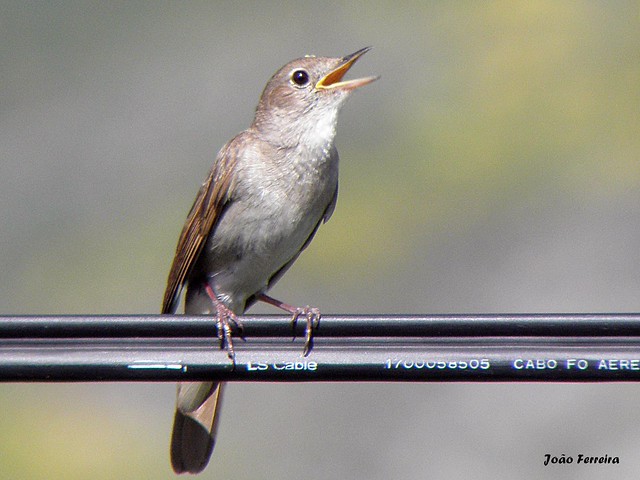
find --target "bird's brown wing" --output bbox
[162,141,238,314]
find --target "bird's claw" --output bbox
[213,302,244,362]
[290,306,321,356]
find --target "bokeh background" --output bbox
[2,1,640,479]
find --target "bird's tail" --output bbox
[170,381,225,474]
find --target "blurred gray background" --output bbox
[2,1,640,479]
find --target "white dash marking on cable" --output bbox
[127,362,184,370]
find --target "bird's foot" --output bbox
[205,285,243,361]
[257,293,320,356]
[290,305,321,356]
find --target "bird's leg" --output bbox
[256,293,320,356]
[204,285,243,360]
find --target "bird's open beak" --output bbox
[315,47,379,91]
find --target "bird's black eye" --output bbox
[291,69,310,86]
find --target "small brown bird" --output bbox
[162,47,377,474]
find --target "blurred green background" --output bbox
[2,1,640,479]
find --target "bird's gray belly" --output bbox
[197,195,322,312]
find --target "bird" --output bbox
[162,47,377,474]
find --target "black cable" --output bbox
[1,314,640,382]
